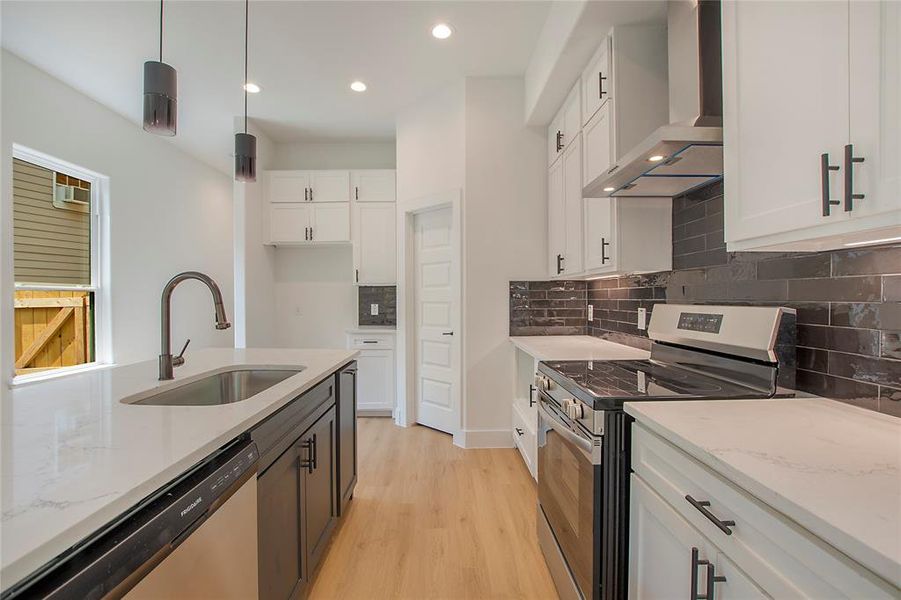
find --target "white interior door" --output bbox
[413,207,459,435]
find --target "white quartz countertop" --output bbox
[0,347,357,591]
[625,398,901,587]
[509,335,650,361]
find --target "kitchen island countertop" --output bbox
[0,347,357,591]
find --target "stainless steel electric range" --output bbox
[535,304,797,600]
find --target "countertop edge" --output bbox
[1,349,359,592]
[624,399,900,589]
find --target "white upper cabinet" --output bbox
[310,204,350,241]
[267,203,350,244]
[562,133,584,275]
[583,101,613,188]
[849,1,901,219]
[724,0,901,251]
[308,170,350,202]
[353,203,396,284]
[267,170,350,203]
[547,82,581,167]
[352,170,396,202]
[268,171,309,203]
[584,197,671,276]
[547,157,566,275]
[581,36,611,126]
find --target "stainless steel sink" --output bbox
[129,368,304,406]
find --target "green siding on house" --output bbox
[13,158,91,285]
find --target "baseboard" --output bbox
[359,409,393,417]
[453,428,515,449]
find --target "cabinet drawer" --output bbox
[347,333,395,349]
[512,403,537,480]
[632,424,897,598]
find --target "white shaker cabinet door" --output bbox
[723,1,851,244]
[714,553,770,600]
[356,350,394,412]
[583,101,613,188]
[849,0,901,219]
[582,37,611,126]
[310,204,350,242]
[268,204,310,243]
[309,170,350,202]
[548,158,566,277]
[352,170,396,202]
[563,133,584,275]
[268,171,309,203]
[629,475,713,600]
[584,197,616,273]
[354,203,396,284]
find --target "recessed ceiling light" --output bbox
[431,23,454,39]
[603,186,615,192]
[350,81,367,92]
[648,155,665,162]
[243,82,261,94]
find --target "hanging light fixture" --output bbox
[143,0,177,135]
[235,0,257,182]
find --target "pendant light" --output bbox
[235,0,257,182]
[143,0,177,136]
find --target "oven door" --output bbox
[537,393,602,599]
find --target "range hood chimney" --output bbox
[583,0,723,199]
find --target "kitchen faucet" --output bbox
[159,271,231,380]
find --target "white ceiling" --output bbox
[1,1,550,173]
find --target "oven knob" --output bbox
[535,375,553,392]
[566,401,584,420]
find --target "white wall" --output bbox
[233,118,277,348]
[272,246,356,349]
[1,51,234,378]
[463,78,546,437]
[271,141,396,170]
[395,78,545,447]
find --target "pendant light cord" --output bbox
[244,0,249,134]
[159,0,164,62]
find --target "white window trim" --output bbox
[10,144,112,385]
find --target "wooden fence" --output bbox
[13,290,92,375]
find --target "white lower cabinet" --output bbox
[346,332,395,415]
[583,197,671,276]
[630,423,898,599]
[511,347,538,480]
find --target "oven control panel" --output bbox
[677,312,724,334]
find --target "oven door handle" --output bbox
[538,399,598,463]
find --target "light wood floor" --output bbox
[308,418,558,600]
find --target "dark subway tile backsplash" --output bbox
[510,281,587,336]
[509,180,901,417]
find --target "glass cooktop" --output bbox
[539,359,774,408]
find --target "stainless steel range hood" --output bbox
[583,0,723,199]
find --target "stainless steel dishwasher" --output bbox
[3,438,259,600]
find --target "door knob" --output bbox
[442,331,454,336]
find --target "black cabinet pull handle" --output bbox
[690,547,706,600]
[355,185,359,200]
[299,439,314,473]
[309,186,314,201]
[515,427,524,436]
[362,340,378,344]
[529,384,536,407]
[686,495,735,535]
[843,144,865,211]
[821,153,841,216]
[310,226,314,241]
[598,71,607,98]
[556,253,564,275]
[556,130,563,152]
[601,237,610,264]
[311,433,318,471]
[706,562,727,600]
[355,268,359,283]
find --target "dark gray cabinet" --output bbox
[301,406,337,576]
[253,376,339,600]
[336,363,357,515]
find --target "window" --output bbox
[11,145,109,380]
